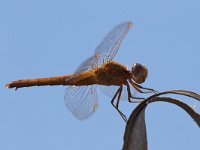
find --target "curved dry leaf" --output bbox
[146,90,200,102]
[123,100,148,150]
[150,97,200,127]
[122,90,200,150]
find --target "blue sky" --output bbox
[1,0,200,150]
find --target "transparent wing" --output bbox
[64,21,132,120]
[64,85,98,120]
[95,21,132,66]
[64,55,99,120]
[73,21,132,75]
[74,55,98,74]
[100,85,137,101]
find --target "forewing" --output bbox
[74,55,98,74]
[64,85,98,120]
[95,21,132,66]
[71,21,132,75]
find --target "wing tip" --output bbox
[127,21,133,29]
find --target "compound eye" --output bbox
[131,63,148,84]
[131,63,143,77]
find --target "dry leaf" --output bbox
[122,90,200,150]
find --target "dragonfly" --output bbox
[5,21,155,122]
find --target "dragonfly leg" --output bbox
[116,86,123,109]
[136,83,158,94]
[129,79,158,94]
[111,86,127,122]
[126,82,145,103]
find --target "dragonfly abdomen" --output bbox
[65,70,97,86]
[5,75,72,89]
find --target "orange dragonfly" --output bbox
[5,21,155,122]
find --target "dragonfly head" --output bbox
[131,63,148,84]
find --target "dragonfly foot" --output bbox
[153,90,159,94]
[129,96,145,103]
[121,114,127,123]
